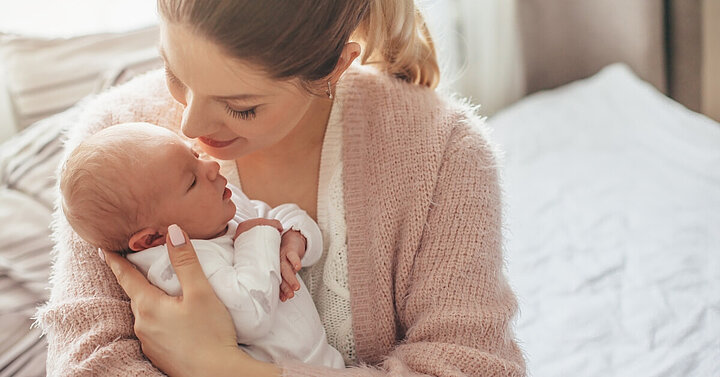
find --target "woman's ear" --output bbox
[328,42,361,84]
[128,228,166,251]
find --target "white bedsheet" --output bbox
[488,64,720,377]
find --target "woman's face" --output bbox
[159,22,318,160]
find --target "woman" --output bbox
[39,1,525,376]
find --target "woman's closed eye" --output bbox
[165,67,183,87]
[225,104,257,120]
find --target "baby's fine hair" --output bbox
[60,124,156,252]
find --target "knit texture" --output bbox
[298,92,357,365]
[37,64,526,376]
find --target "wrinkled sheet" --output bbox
[488,64,720,377]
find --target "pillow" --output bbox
[0,25,161,135]
[0,24,164,376]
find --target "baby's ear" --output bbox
[128,228,166,251]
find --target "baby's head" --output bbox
[60,122,236,253]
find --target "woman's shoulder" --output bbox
[83,69,179,122]
[339,64,496,157]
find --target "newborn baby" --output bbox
[60,122,344,368]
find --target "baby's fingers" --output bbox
[280,259,300,291]
[286,251,302,271]
[280,281,295,302]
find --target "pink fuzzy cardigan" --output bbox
[37,65,525,376]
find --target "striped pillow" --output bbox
[0,25,161,133]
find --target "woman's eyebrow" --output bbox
[213,93,266,101]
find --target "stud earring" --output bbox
[326,81,333,99]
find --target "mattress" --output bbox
[488,64,720,377]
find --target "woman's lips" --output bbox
[199,136,238,148]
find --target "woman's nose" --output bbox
[180,93,220,139]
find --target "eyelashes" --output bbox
[164,67,182,86]
[224,104,257,120]
[165,66,258,121]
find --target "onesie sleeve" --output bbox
[127,232,283,344]
[250,200,323,268]
[205,227,283,343]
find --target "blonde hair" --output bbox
[157,0,439,90]
[353,1,439,88]
[60,128,154,252]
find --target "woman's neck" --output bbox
[231,95,332,218]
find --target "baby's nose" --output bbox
[207,160,221,180]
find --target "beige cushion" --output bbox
[0,26,161,133]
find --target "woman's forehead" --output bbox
[158,22,282,98]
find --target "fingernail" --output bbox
[168,224,186,246]
[97,248,105,262]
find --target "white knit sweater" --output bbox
[219,94,356,365]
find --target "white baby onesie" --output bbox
[127,185,345,368]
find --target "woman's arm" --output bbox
[102,225,282,377]
[279,123,526,376]
[36,219,165,376]
[381,128,525,375]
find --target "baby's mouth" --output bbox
[223,187,232,201]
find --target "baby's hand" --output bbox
[279,230,307,302]
[234,218,283,240]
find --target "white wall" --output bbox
[0,0,157,38]
[422,0,525,115]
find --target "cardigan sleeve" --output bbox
[279,122,526,376]
[386,126,526,376]
[37,229,164,376]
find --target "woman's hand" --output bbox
[279,230,306,301]
[102,224,281,377]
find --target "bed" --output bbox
[489,64,720,376]
[1,2,718,376]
